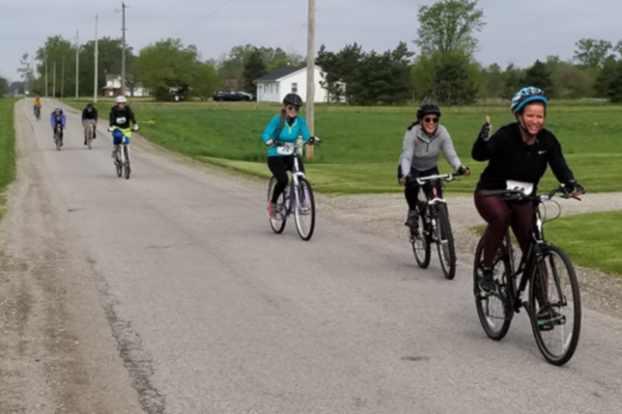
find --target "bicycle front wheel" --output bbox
[267,177,287,234]
[473,237,513,340]
[410,210,430,268]
[294,177,315,241]
[435,204,456,280]
[123,146,131,179]
[528,245,581,366]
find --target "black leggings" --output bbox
[474,192,535,268]
[404,167,442,210]
[267,156,304,203]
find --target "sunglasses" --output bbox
[423,117,439,124]
[286,105,299,112]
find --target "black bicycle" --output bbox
[53,124,63,151]
[473,186,582,365]
[409,173,460,279]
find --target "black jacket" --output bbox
[82,106,98,121]
[472,122,575,191]
[109,105,136,129]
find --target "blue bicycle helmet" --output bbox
[511,86,548,114]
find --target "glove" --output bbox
[399,175,410,185]
[564,180,585,195]
[265,139,274,146]
[132,124,139,132]
[478,122,492,141]
[310,136,321,144]
[107,126,113,132]
[456,165,471,176]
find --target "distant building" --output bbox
[102,74,149,97]
[256,65,335,103]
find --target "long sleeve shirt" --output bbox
[261,114,311,157]
[472,122,575,191]
[109,105,136,129]
[399,124,462,176]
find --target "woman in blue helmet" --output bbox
[472,86,584,292]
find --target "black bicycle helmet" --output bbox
[416,103,441,121]
[283,93,303,108]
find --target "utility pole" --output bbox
[121,1,127,96]
[61,57,65,99]
[305,0,316,160]
[52,61,56,98]
[45,52,48,97]
[94,14,99,103]
[75,30,80,98]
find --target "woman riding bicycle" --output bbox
[261,93,313,218]
[399,103,470,228]
[472,86,584,292]
[108,95,139,157]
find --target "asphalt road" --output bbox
[2,99,621,414]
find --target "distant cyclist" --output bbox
[33,96,42,118]
[108,96,138,157]
[260,93,313,217]
[398,103,470,228]
[81,102,98,145]
[472,86,584,293]
[50,108,66,145]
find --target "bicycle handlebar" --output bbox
[480,186,583,202]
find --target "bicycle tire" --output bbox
[294,177,315,241]
[411,210,431,268]
[436,204,457,280]
[528,245,581,366]
[267,177,287,234]
[123,146,131,179]
[473,237,513,340]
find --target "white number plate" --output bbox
[506,180,534,196]
[276,143,295,156]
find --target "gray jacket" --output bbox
[399,124,462,176]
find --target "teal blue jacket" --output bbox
[261,114,311,157]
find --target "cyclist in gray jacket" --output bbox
[399,103,470,227]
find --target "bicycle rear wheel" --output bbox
[528,245,581,366]
[410,210,430,268]
[294,177,315,241]
[473,237,513,340]
[267,177,287,234]
[435,204,456,280]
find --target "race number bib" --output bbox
[115,116,127,124]
[276,143,295,156]
[506,180,534,196]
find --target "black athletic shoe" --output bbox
[536,306,564,331]
[479,267,495,293]
[405,209,418,228]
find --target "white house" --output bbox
[256,65,332,103]
[102,74,150,97]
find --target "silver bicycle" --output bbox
[111,128,132,180]
[267,138,318,241]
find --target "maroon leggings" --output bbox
[474,192,535,268]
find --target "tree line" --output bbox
[11,0,622,104]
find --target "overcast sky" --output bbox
[2,0,621,81]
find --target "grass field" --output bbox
[0,99,16,215]
[66,99,622,194]
[547,211,622,277]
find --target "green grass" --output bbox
[65,98,622,194]
[546,211,622,277]
[0,98,16,215]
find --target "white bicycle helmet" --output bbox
[115,95,128,104]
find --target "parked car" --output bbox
[213,91,255,102]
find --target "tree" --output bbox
[606,62,622,102]
[573,38,612,68]
[502,64,524,99]
[135,38,201,100]
[17,53,35,95]
[545,56,595,99]
[0,76,8,96]
[193,63,221,100]
[316,43,364,102]
[479,63,504,99]
[415,0,485,57]
[242,48,266,93]
[595,56,621,99]
[523,59,554,96]
[432,52,479,104]
[34,36,77,97]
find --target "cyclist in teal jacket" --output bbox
[261,93,312,217]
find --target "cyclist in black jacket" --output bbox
[108,95,138,157]
[472,87,584,292]
[81,103,98,145]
